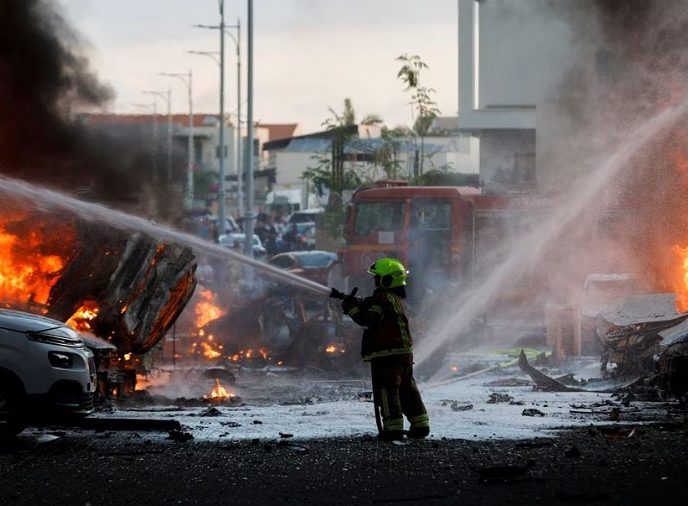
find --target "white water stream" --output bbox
[415,101,688,372]
[0,176,331,296]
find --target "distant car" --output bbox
[218,233,267,258]
[268,250,339,285]
[278,221,316,252]
[288,208,323,224]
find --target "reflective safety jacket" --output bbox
[344,288,413,362]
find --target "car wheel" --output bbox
[0,384,27,439]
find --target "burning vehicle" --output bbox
[0,201,197,399]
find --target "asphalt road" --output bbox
[1,424,687,505]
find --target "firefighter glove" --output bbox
[341,296,358,314]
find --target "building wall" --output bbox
[479,130,536,194]
[457,0,579,190]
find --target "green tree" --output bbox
[193,170,218,202]
[396,54,441,177]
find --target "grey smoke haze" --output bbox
[417,1,688,375]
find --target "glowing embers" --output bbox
[324,344,346,354]
[228,347,271,363]
[203,378,234,402]
[672,244,688,312]
[66,300,100,331]
[0,210,74,309]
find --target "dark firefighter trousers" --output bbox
[370,354,429,436]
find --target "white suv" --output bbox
[0,309,96,438]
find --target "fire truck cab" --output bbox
[342,185,494,298]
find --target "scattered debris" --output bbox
[220,421,242,428]
[200,407,222,417]
[167,428,193,442]
[441,399,474,411]
[518,350,584,392]
[487,392,513,404]
[522,409,545,417]
[484,377,532,387]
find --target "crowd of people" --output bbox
[186,209,313,258]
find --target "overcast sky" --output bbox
[59,0,458,133]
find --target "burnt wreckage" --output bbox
[1,210,197,395]
[526,294,688,402]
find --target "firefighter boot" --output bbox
[379,415,404,442]
[407,414,430,439]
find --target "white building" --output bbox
[457,0,573,193]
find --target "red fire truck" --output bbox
[339,183,551,306]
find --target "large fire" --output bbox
[0,211,73,309]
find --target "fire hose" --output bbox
[329,287,383,435]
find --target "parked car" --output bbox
[268,250,339,286]
[288,208,323,224]
[0,309,96,438]
[218,232,267,258]
[278,221,316,252]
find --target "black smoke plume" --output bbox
[0,0,178,215]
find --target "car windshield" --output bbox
[355,201,404,235]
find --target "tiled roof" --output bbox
[255,123,299,141]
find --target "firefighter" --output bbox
[340,258,430,441]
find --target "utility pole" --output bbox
[218,0,227,236]
[194,8,242,230]
[231,18,243,219]
[243,0,254,257]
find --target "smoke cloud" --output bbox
[0,0,179,216]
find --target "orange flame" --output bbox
[66,301,100,331]
[325,344,346,354]
[201,342,221,359]
[203,378,232,401]
[194,288,226,328]
[672,244,688,312]
[0,213,71,308]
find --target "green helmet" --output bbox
[367,257,408,288]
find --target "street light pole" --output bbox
[194,15,242,226]
[244,0,254,258]
[229,19,243,219]
[159,71,194,210]
[217,0,227,236]
[143,89,172,183]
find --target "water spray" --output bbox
[0,175,331,296]
[415,100,688,374]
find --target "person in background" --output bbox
[338,258,430,441]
